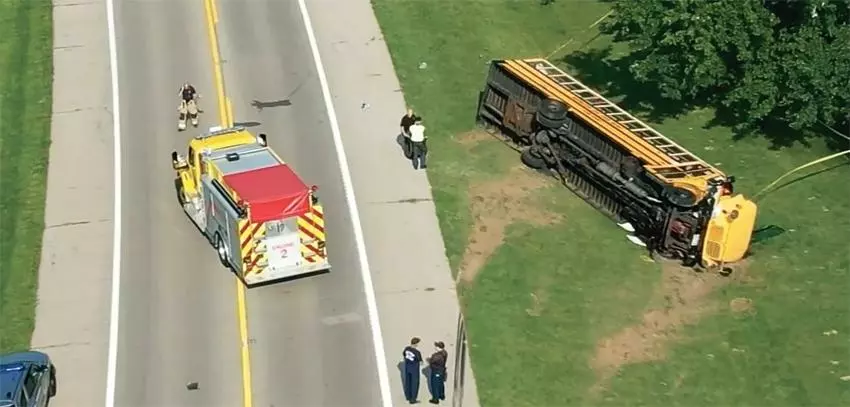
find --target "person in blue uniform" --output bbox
[427,341,448,404]
[402,337,423,403]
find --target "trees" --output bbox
[602,0,850,137]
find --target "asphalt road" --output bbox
[112,0,380,405]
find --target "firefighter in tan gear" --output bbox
[177,82,200,130]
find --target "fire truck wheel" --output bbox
[174,179,186,206]
[521,147,547,170]
[215,233,229,265]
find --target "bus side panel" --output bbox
[478,63,542,144]
[477,62,652,225]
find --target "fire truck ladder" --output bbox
[525,58,719,180]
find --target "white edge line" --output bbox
[104,0,122,403]
[295,1,393,406]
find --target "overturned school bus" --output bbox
[171,126,330,285]
[476,58,757,270]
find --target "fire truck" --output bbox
[476,58,758,271]
[170,126,330,285]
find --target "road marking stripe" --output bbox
[202,0,254,406]
[235,281,252,407]
[104,0,122,403]
[203,0,228,127]
[295,1,393,405]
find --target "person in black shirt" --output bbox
[399,109,418,158]
[402,337,423,404]
[177,82,201,129]
[426,341,448,404]
[400,108,417,136]
[179,82,197,102]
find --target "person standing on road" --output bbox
[178,82,201,112]
[426,341,449,404]
[409,118,427,170]
[402,337,424,404]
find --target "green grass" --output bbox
[373,0,850,405]
[0,0,53,353]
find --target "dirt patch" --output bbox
[729,297,753,313]
[455,165,562,284]
[454,129,493,148]
[589,261,734,392]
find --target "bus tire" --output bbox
[536,112,566,129]
[521,147,547,170]
[537,99,568,129]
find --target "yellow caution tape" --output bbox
[753,149,850,201]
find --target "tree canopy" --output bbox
[602,0,850,136]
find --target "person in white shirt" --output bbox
[408,118,427,169]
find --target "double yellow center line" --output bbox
[201,0,252,406]
[203,0,234,128]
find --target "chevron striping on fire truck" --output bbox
[171,126,330,285]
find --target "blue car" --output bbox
[0,351,57,407]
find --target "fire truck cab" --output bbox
[171,126,330,285]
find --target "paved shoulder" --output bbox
[31,0,113,405]
[304,0,481,405]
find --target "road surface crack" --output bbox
[32,341,92,350]
[371,198,432,205]
[46,218,110,229]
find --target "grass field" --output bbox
[373,1,850,405]
[0,0,53,353]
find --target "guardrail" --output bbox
[452,313,468,407]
